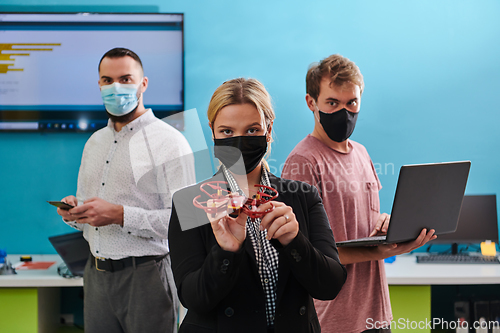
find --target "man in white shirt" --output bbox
[57,48,195,333]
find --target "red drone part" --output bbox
[242,184,279,219]
[193,181,278,221]
[192,181,243,220]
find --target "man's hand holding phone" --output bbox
[55,195,78,222]
[68,197,124,227]
[53,196,123,227]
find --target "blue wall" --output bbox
[1,0,499,254]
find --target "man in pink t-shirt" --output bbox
[282,54,437,333]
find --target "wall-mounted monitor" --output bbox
[0,12,184,132]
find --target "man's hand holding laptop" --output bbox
[369,213,437,257]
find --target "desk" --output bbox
[385,254,500,333]
[2,254,499,332]
[0,255,83,333]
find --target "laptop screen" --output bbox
[49,231,89,277]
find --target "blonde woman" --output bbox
[168,78,346,333]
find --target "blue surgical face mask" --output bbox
[100,82,140,116]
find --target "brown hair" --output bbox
[306,54,364,100]
[98,47,144,73]
[207,78,275,168]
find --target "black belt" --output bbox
[90,253,167,273]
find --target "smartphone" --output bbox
[47,201,75,210]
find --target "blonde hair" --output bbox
[306,54,364,100]
[207,78,275,170]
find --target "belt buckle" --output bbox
[95,256,106,272]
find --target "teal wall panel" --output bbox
[1,0,499,253]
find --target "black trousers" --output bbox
[83,254,178,333]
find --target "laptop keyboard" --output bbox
[416,254,500,264]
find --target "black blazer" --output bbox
[168,172,347,333]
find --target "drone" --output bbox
[193,181,278,222]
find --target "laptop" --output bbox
[49,231,89,277]
[336,161,471,247]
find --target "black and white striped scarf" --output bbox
[221,165,279,327]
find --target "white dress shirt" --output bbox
[65,109,195,259]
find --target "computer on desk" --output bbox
[431,195,498,251]
[417,195,499,264]
[49,231,89,276]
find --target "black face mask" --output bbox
[214,135,267,174]
[318,108,359,143]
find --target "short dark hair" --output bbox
[306,54,364,100]
[98,47,143,73]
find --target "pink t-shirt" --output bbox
[282,135,392,333]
